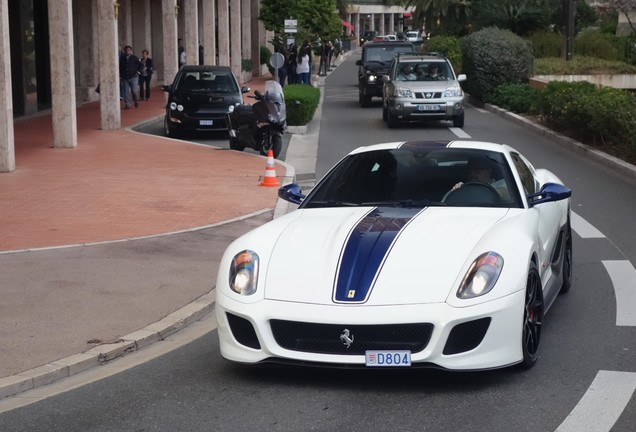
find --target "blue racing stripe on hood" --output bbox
[333,207,422,303]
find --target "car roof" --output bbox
[178,65,233,73]
[364,41,413,48]
[348,140,512,155]
[395,53,447,62]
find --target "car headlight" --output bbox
[169,102,177,110]
[444,86,463,97]
[367,73,377,82]
[229,250,259,296]
[456,252,503,299]
[177,104,184,112]
[228,105,235,113]
[394,87,412,98]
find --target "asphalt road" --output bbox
[1,52,635,431]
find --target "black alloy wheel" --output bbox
[519,261,543,369]
[164,115,179,138]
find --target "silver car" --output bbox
[382,54,467,128]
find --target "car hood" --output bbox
[364,64,390,75]
[399,80,457,91]
[172,91,239,112]
[264,206,509,306]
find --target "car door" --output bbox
[511,152,562,284]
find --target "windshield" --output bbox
[175,71,239,93]
[364,45,413,63]
[300,146,522,209]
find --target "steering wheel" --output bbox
[442,182,500,205]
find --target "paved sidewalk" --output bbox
[0,73,285,398]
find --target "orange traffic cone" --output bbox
[260,149,280,187]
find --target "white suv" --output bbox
[382,53,466,128]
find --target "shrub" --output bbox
[424,36,463,73]
[462,27,533,101]
[534,56,636,74]
[241,59,253,72]
[535,80,597,125]
[574,29,618,61]
[283,84,321,126]
[528,31,564,59]
[260,45,271,66]
[490,83,539,114]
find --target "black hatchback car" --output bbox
[162,65,248,137]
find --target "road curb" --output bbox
[484,103,636,182]
[0,290,215,400]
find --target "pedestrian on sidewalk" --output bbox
[139,49,154,101]
[119,45,143,109]
[287,43,298,84]
[296,42,312,85]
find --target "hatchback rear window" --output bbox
[175,72,238,93]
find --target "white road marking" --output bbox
[571,211,605,239]
[602,260,636,326]
[449,127,471,138]
[555,370,636,432]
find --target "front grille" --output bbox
[227,313,261,349]
[415,92,442,99]
[443,318,491,355]
[270,320,433,355]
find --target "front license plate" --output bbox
[365,350,411,367]
[199,119,214,126]
[417,104,439,111]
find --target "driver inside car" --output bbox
[449,156,510,201]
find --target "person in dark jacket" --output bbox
[119,45,142,109]
[138,49,154,101]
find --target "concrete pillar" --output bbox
[370,13,374,31]
[118,0,133,49]
[133,0,152,56]
[48,0,77,148]
[379,13,385,35]
[0,0,15,173]
[250,0,261,77]
[229,0,240,79]
[162,0,179,85]
[97,0,121,131]
[201,0,216,65]
[183,0,198,64]
[389,13,394,34]
[74,0,99,101]
[240,0,251,78]
[217,0,229,66]
[354,13,360,39]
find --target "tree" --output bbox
[404,0,471,36]
[259,0,343,47]
[470,0,552,36]
[608,0,636,35]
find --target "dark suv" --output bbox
[355,41,414,107]
[359,30,377,45]
[162,65,248,137]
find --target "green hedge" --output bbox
[490,83,539,114]
[283,84,320,126]
[424,36,463,73]
[535,81,636,163]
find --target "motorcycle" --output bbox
[227,80,286,158]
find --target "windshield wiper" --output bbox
[304,200,358,208]
[359,199,443,208]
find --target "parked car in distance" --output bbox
[359,30,378,45]
[356,41,415,107]
[373,34,398,42]
[382,52,467,128]
[162,65,248,137]
[405,30,424,44]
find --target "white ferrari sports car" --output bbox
[215,140,572,370]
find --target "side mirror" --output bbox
[241,86,250,94]
[278,183,305,205]
[355,60,362,66]
[381,75,390,83]
[161,85,171,92]
[527,183,571,207]
[456,74,467,82]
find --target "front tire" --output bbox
[359,92,372,108]
[382,105,388,121]
[229,136,245,151]
[519,261,543,369]
[164,115,180,138]
[259,134,282,159]
[387,111,398,128]
[452,112,465,128]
